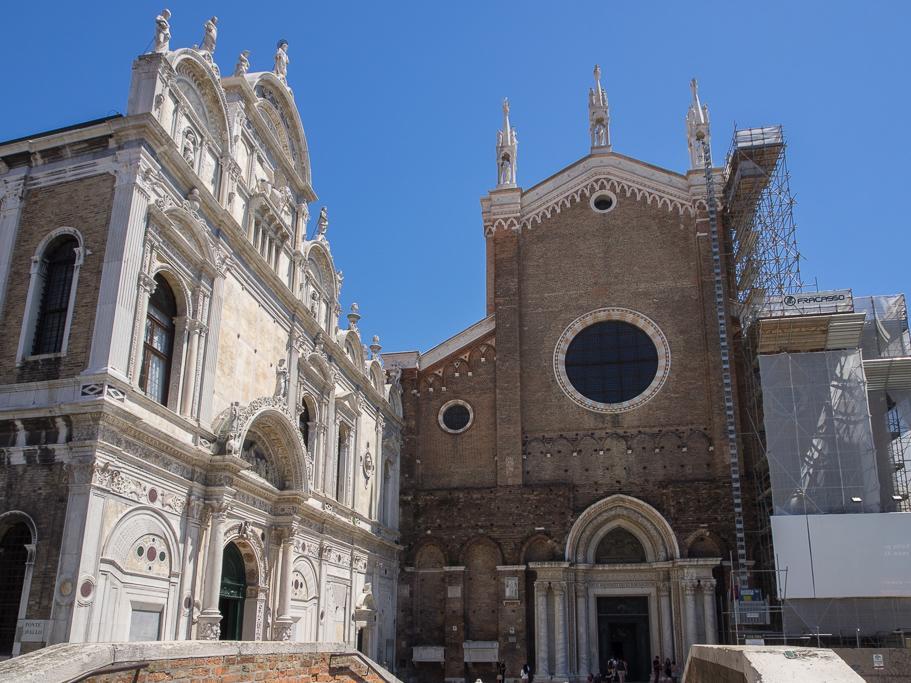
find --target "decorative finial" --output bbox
[370,335,382,359]
[686,77,711,168]
[589,64,610,150]
[153,9,171,54]
[200,16,218,54]
[316,206,329,239]
[274,39,290,85]
[496,98,518,188]
[347,303,361,330]
[234,50,251,77]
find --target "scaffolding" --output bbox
[716,125,805,642]
[724,125,803,319]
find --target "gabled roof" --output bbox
[385,315,496,371]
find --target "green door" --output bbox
[219,543,246,640]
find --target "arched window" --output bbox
[31,235,79,355]
[139,275,177,405]
[299,402,311,449]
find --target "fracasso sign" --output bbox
[761,290,853,317]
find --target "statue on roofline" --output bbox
[274,39,290,84]
[153,9,171,54]
[200,16,218,54]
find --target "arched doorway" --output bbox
[0,523,30,655]
[219,543,246,640]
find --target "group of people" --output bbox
[586,656,630,682]
[651,656,682,682]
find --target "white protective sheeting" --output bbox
[771,512,911,599]
[760,349,882,514]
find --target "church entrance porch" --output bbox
[597,597,649,682]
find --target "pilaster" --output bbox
[197,500,229,640]
[444,566,466,681]
[86,149,153,379]
[0,173,27,321]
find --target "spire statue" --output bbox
[153,9,171,54]
[495,98,518,188]
[686,78,712,169]
[589,64,610,150]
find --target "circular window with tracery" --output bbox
[438,400,473,434]
[554,308,670,413]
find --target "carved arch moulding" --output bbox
[213,396,311,493]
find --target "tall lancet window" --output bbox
[32,236,79,355]
[139,274,177,405]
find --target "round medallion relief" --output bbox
[553,308,670,413]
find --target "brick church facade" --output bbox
[387,74,735,682]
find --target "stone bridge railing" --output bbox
[0,641,403,683]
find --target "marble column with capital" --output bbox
[180,320,203,416]
[535,581,550,678]
[0,175,26,319]
[702,579,718,645]
[658,581,675,661]
[576,584,590,677]
[553,582,569,679]
[683,580,698,656]
[272,529,296,640]
[197,503,228,640]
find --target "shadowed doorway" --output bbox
[219,543,246,640]
[597,596,650,682]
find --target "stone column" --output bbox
[576,583,590,676]
[180,320,202,416]
[535,581,550,678]
[659,581,674,661]
[702,579,717,645]
[683,580,698,656]
[272,528,296,640]
[554,582,569,679]
[175,496,205,639]
[128,271,156,383]
[197,502,228,639]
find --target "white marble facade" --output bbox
[0,14,401,666]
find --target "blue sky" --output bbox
[2,1,908,352]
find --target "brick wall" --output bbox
[0,453,69,651]
[0,173,115,384]
[398,184,739,679]
[0,642,401,683]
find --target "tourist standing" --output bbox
[520,663,530,682]
[671,660,681,682]
[652,656,661,682]
[616,657,627,683]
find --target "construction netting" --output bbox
[855,294,911,359]
[759,350,881,515]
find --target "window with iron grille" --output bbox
[32,236,78,355]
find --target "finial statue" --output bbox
[273,40,290,84]
[496,97,518,187]
[589,63,610,149]
[234,50,250,77]
[316,206,329,238]
[153,9,172,54]
[200,16,218,54]
[686,77,711,168]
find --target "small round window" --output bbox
[439,400,473,434]
[590,191,617,214]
